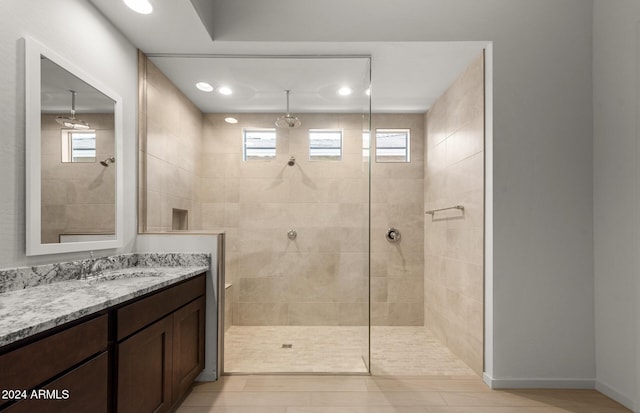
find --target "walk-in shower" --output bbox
[138,45,486,377]
[141,54,372,374]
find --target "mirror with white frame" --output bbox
[25,37,123,255]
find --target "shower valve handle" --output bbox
[386,228,401,243]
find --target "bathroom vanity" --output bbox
[0,253,208,413]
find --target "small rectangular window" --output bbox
[243,129,276,161]
[309,129,342,160]
[61,130,96,163]
[375,129,410,163]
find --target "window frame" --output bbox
[242,128,277,161]
[308,129,343,161]
[60,129,97,163]
[375,128,411,163]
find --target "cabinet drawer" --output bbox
[117,274,205,341]
[0,314,108,406]
[3,351,109,413]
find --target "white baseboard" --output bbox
[483,372,595,389]
[596,380,636,412]
[483,373,637,411]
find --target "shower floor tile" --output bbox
[223,326,476,376]
[224,326,369,374]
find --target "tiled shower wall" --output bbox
[41,114,115,243]
[139,55,484,338]
[370,114,425,326]
[200,113,371,326]
[199,113,425,326]
[142,59,203,232]
[424,53,485,374]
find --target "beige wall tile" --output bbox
[371,277,388,303]
[388,276,425,303]
[239,277,288,303]
[388,302,424,326]
[371,302,389,326]
[423,51,484,373]
[338,303,368,326]
[236,303,289,325]
[193,110,429,326]
[289,302,339,325]
[143,58,204,232]
[337,275,369,303]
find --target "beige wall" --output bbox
[371,114,425,326]
[142,59,203,232]
[41,113,115,243]
[424,53,484,375]
[201,113,425,326]
[201,113,371,326]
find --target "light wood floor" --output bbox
[176,375,632,413]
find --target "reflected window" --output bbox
[309,129,342,160]
[61,130,96,163]
[363,132,370,159]
[375,129,410,163]
[243,129,276,160]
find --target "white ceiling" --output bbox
[89,0,486,113]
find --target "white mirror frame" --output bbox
[25,37,124,256]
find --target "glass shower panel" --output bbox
[360,73,372,372]
[147,55,372,374]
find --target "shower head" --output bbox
[100,156,115,167]
[287,156,296,167]
[275,90,301,129]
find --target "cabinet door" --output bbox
[172,297,205,402]
[117,315,173,413]
[3,352,108,413]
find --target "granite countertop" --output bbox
[0,264,208,348]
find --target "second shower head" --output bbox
[100,156,115,167]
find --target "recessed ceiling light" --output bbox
[338,87,352,96]
[224,117,238,124]
[196,82,213,92]
[365,88,371,96]
[123,0,153,14]
[218,86,233,95]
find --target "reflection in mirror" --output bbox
[61,129,96,163]
[25,36,123,255]
[40,57,117,244]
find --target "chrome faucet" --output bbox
[80,251,96,280]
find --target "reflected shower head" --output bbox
[56,90,90,130]
[100,156,115,167]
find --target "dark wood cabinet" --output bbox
[0,273,206,413]
[0,314,108,410]
[117,275,206,341]
[4,352,109,413]
[116,274,206,412]
[117,316,173,413]
[172,296,205,403]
